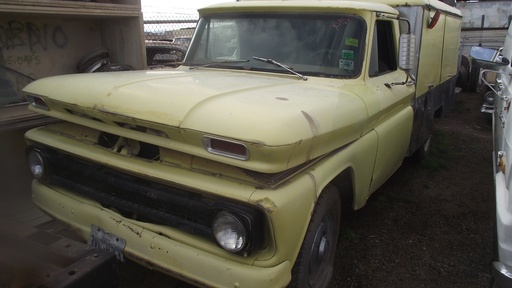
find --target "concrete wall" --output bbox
[457,1,512,28]
[0,1,144,222]
[457,1,512,56]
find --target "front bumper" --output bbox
[492,262,512,288]
[32,180,292,288]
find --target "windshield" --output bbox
[184,13,366,78]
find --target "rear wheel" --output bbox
[290,185,341,288]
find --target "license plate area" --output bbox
[88,224,126,261]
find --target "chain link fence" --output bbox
[143,5,198,68]
[0,3,209,108]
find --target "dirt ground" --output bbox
[331,91,495,288]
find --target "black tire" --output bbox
[290,185,341,288]
[77,49,109,73]
[457,55,470,91]
[468,60,480,92]
[457,64,468,91]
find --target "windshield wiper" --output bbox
[252,56,307,81]
[188,59,249,69]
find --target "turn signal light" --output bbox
[26,95,49,111]
[203,137,249,160]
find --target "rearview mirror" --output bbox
[399,33,416,71]
[385,33,417,88]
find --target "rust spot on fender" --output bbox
[251,197,278,213]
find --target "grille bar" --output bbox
[43,147,218,239]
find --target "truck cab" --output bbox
[22,1,461,287]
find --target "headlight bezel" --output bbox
[212,202,266,256]
[26,146,48,182]
[212,211,248,253]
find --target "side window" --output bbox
[369,20,397,77]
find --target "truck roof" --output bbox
[372,0,461,16]
[200,0,460,18]
[199,0,399,16]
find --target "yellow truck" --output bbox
[22,1,461,287]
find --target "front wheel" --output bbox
[290,185,341,288]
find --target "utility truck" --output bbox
[472,25,512,287]
[22,1,461,287]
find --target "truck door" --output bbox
[365,19,415,192]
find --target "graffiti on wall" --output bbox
[0,20,68,106]
[0,20,68,66]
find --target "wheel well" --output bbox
[434,105,444,118]
[330,169,354,213]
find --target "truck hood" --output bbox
[24,69,369,172]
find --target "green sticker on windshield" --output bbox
[342,50,354,60]
[345,38,359,47]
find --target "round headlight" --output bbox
[27,149,46,181]
[213,211,247,253]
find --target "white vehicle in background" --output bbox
[474,25,512,287]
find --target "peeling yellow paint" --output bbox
[251,197,278,213]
